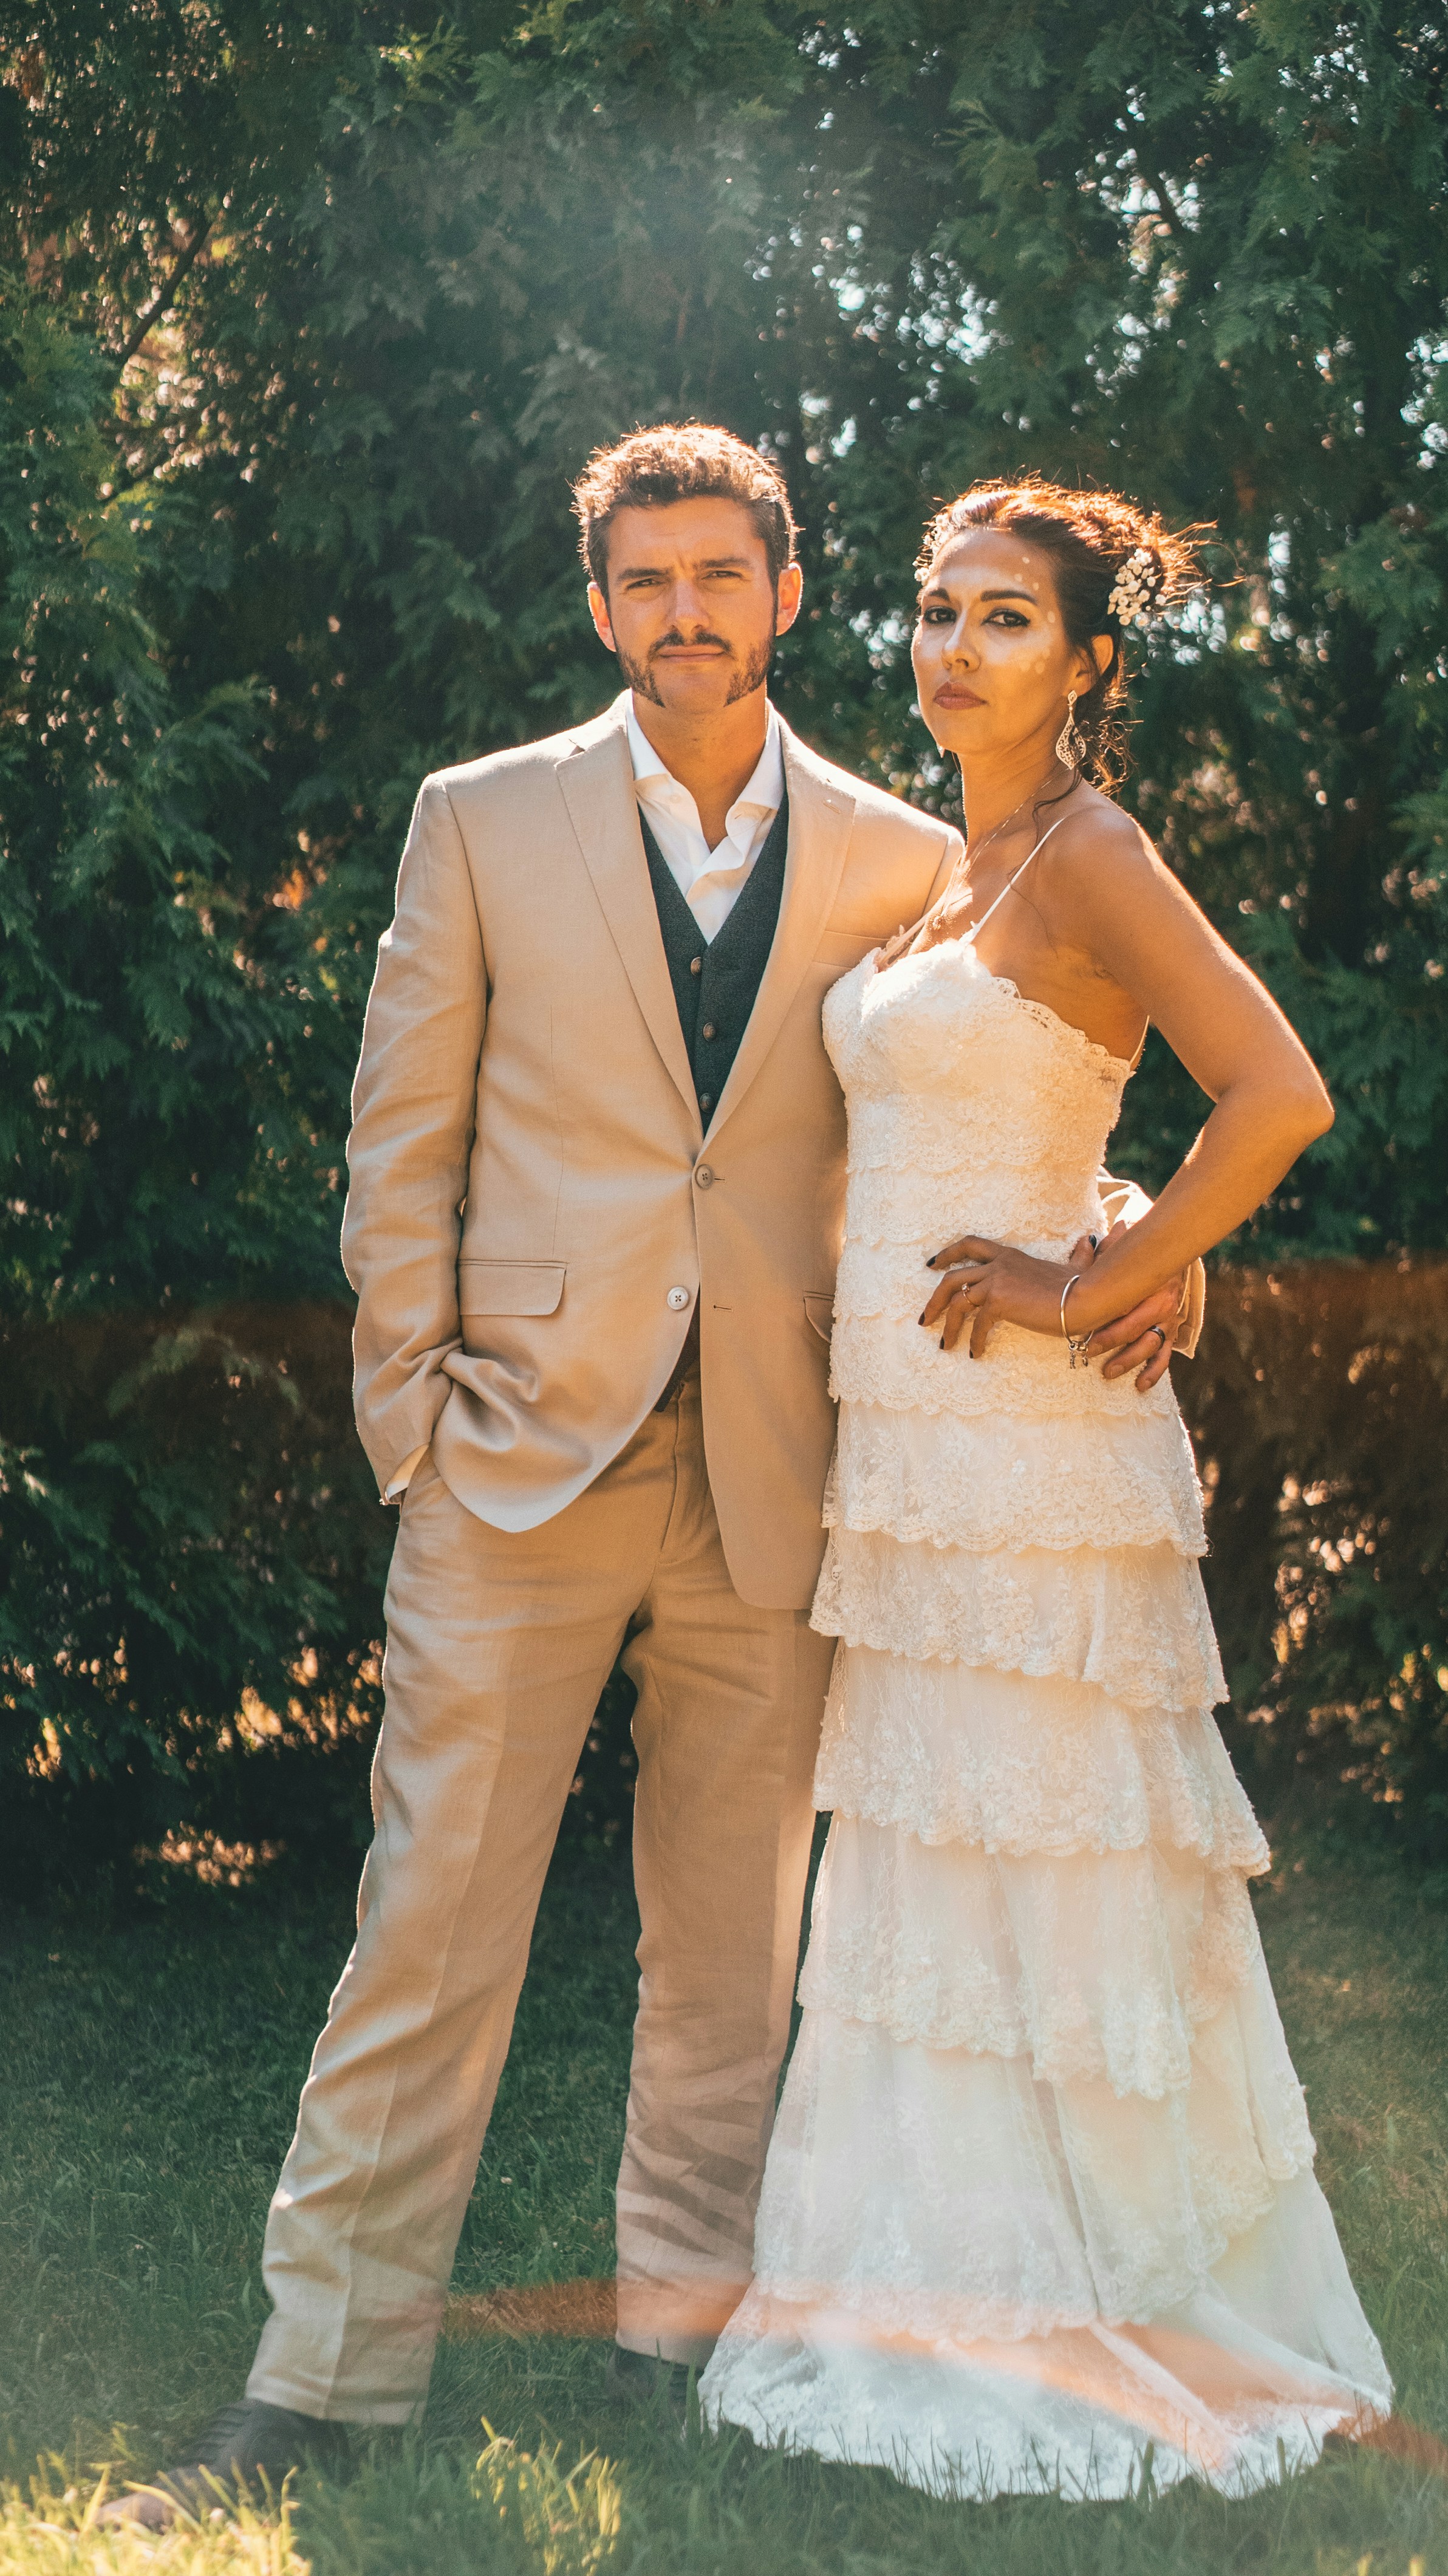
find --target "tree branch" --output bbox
[117,214,213,368]
[1138,164,1187,245]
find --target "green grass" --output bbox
[2,1841,1447,2573]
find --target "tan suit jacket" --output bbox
[343,697,1201,1611]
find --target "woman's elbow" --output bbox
[1288,1074,1334,1149]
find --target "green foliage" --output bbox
[2,0,1447,1841]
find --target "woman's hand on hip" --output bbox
[922,1221,1182,1388]
[920,1236,1076,1358]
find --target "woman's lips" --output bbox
[935,687,985,708]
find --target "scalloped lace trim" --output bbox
[744,1993,1317,2340]
[811,1530,1227,1715]
[813,1646,1261,1862]
[826,1403,1207,1558]
[798,1815,1271,2092]
[827,1310,1184,1423]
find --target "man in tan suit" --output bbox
[114,425,1194,2520]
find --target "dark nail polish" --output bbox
[917,1310,928,1325]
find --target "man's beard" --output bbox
[620,630,774,709]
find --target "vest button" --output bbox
[689,956,703,975]
[666,1285,692,1312]
[701,1022,716,1041]
[694,1165,714,1190]
[700,1094,713,1113]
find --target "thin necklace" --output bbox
[943,763,1071,924]
[876,762,1073,973]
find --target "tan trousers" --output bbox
[246,1380,834,2421]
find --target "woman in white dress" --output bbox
[699,479,1392,2499]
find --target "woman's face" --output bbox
[911,526,1102,766]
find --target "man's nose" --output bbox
[669,580,712,629]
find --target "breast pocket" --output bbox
[458,1261,566,1317]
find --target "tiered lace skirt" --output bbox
[700,1332,1391,2498]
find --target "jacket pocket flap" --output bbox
[803,1292,834,1342]
[459,1261,566,1317]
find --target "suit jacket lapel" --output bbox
[708,719,854,1140]
[556,710,700,1125]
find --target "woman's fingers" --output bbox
[968,1297,997,1360]
[937,1278,985,1349]
[1091,1282,1178,1367]
[1098,1326,1175,1391]
[927,1233,1003,1272]
[920,1263,987,1329]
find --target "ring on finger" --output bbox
[1146,1324,1167,1352]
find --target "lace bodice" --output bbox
[825,938,1132,1252]
[820,938,1190,1440]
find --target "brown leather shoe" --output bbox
[99,2399,352,2530]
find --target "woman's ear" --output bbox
[1085,632,1113,686]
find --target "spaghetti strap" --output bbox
[968,810,1073,941]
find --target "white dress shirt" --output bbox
[622,689,784,942]
[384,696,784,1502]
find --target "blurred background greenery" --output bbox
[2,0,1446,1893]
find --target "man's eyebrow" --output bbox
[616,553,754,578]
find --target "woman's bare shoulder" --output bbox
[1034,790,1171,920]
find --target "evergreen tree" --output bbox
[2,0,1445,1850]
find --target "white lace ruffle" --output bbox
[745,1982,1314,2338]
[797,1815,1282,2098]
[814,1647,1265,1866]
[836,1158,1110,1257]
[825,1402,1207,1558]
[811,1528,1227,1715]
[828,1309,1183,1423]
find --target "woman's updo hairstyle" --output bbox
[915,478,1202,789]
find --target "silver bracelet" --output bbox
[1060,1273,1093,1371]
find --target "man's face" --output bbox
[588,498,803,714]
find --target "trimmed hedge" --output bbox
[2,1260,1446,1900]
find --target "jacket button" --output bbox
[701,1022,717,1041]
[694,1165,713,1190]
[666,1285,692,1311]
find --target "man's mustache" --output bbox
[649,631,734,658]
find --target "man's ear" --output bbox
[774,561,804,637]
[588,579,618,653]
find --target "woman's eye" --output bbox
[985,608,1030,628]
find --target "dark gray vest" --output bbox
[640,794,788,1120]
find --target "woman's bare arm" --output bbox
[923,810,1332,1352]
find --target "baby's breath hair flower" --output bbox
[1107,546,1164,629]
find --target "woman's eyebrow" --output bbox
[978,587,1037,603]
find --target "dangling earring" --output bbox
[1054,689,1086,772]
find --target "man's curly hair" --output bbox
[572,423,797,592]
